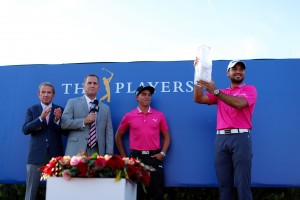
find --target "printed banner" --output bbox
[0,59,300,186]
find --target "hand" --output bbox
[54,108,62,121]
[197,80,216,94]
[151,153,164,161]
[40,106,51,119]
[84,113,96,124]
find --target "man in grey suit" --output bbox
[22,82,64,200]
[61,74,114,156]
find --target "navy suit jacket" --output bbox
[22,103,64,164]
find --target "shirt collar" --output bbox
[137,106,151,113]
[84,95,96,105]
[41,102,52,109]
[227,82,246,90]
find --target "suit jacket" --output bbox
[61,96,114,156]
[22,103,64,164]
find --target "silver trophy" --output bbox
[194,45,212,85]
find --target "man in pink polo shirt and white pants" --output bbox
[194,60,257,200]
[115,85,171,200]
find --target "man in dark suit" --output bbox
[22,82,64,200]
[61,74,114,156]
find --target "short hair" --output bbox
[38,82,55,94]
[83,74,99,83]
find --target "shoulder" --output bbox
[151,108,165,116]
[25,104,41,114]
[99,101,110,109]
[124,108,138,116]
[243,84,257,93]
[30,104,41,110]
[150,107,160,113]
[244,84,256,89]
[67,96,84,103]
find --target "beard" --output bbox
[231,77,244,84]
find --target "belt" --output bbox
[130,149,160,155]
[217,128,250,134]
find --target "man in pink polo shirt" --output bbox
[115,85,171,200]
[193,60,257,200]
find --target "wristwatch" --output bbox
[213,89,220,96]
[160,151,166,157]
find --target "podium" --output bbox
[46,177,137,200]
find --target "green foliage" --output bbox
[0,184,45,200]
[1,184,300,200]
[0,184,25,200]
[164,187,219,200]
[163,187,300,200]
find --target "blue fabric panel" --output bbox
[0,59,299,186]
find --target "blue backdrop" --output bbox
[0,59,299,187]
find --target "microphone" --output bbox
[90,100,99,113]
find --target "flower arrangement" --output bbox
[39,151,154,186]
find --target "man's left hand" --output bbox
[54,108,62,121]
[152,153,164,161]
[198,80,216,94]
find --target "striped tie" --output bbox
[45,106,50,124]
[88,120,97,148]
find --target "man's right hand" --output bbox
[84,112,96,124]
[40,106,51,119]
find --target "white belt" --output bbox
[217,129,250,134]
[141,151,150,154]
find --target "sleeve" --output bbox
[240,85,257,106]
[207,92,218,104]
[61,99,84,130]
[105,106,114,155]
[160,112,169,131]
[118,114,129,132]
[22,107,44,135]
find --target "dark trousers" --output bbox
[25,164,43,200]
[214,133,253,200]
[25,149,50,200]
[130,150,165,200]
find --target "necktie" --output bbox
[46,106,50,124]
[88,121,97,148]
[87,102,97,148]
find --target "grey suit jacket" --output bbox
[61,96,114,156]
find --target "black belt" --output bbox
[130,149,160,155]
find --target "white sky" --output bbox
[0,0,299,65]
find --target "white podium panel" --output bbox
[46,177,137,200]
